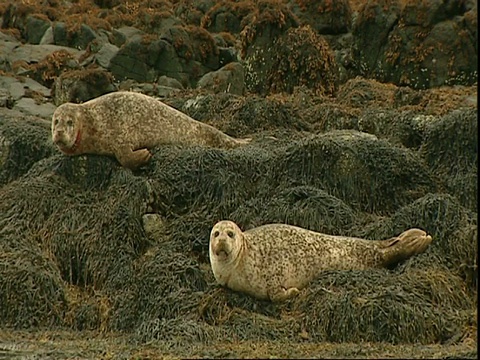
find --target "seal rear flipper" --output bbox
[115,148,152,169]
[380,228,433,267]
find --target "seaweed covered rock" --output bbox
[352,193,477,290]
[421,108,477,212]
[52,68,116,105]
[200,0,256,34]
[0,233,67,328]
[165,92,310,138]
[0,112,55,186]
[353,0,478,89]
[274,130,439,214]
[240,0,299,94]
[241,13,339,95]
[286,0,352,35]
[267,25,339,95]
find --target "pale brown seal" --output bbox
[51,91,250,169]
[209,221,433,302]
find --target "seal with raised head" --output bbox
[51,91,250,169]
[209,221,432,302]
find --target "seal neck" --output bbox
[62,129,82,155]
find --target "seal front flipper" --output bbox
[115,148,152,169]
[380,228,433,267]
[268,286,300,302]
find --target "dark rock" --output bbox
[110,25,221,87]
[52,68,116,105]
[352,0,402,79]
[286,0,352,35]
[197,62,245,95]
[109,34,164,83]
[201,1,256,34]
[161,25,220,71]
[243,22,338,96]
[53,22,98,50]
[240,0,300,94]
[0,109,55,185]
[353,0,477,89]
[157,75,184,89]
[175,0,216,26]
[25,14,51,45]
[218,47,238,67]
[93,0,122,8]
[109,34,186,84]
[109,26,145,47]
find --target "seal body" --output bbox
[51,91,249,169]
[209,221,432,302]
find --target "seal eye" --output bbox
[54,119,58,126]
[227,230,234,238]
[213,230,219,237]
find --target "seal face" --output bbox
[209,220,433,302]
[51,91,250,169]
[51,104,83,155]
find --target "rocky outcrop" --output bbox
[353,0,477,89]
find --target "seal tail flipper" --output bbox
[380,228,433,267]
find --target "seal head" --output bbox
[209,220,245,285]
[52,104,83,155]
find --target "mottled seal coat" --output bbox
[209,221,433,302]
[51,91,249,169]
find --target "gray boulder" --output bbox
[197,62,245,95]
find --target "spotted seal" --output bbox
[51,91,250,169]
[209,221,432,302]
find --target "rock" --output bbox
[94,42,119,69]
[157,75,184,90]
[243,22,338,95]
[116,79,180,98]
[0,109,55,185]
[197,62,245,95]
[52,68,116,105]
[201,1,256,34]
[353,0,477,89]
[160,24,220,72]
[0,88,14,109]
[109,34,170,83]
[39,26,55,45]
[110,27,220,87]
[240,1,299,94]
[12,98,56,119]
[109,26,145,48]
[0,75,51,101]
[218,47,238,67]
[286,0,352,35]
[53,22,98,50]
[9,43,82,66]
[0,32,21,72]
[25,14,51,45]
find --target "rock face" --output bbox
[353,0,477,89]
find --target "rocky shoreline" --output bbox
[0,0,478,359]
